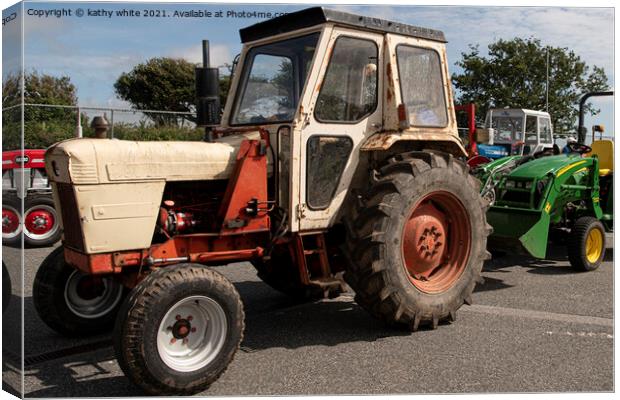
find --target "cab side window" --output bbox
[314,37,378,123]
[396,45,448,127]
[539,118,552,143]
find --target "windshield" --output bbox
[231,33,320,125]
[488,116,524,143]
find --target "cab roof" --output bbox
[239,7,447,44]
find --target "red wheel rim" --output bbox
[2,207,20,235]
[24,207,56,235]
[401,191,471,294]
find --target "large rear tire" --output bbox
[568,216,606,271]
[345,151,491,330]
[23,195,61,247]
[33,246,125,336]
[113,264,244,395]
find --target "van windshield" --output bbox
[231,33,320,125]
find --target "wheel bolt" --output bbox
[170,338,176,344]
[191,327,196,333]
[182,338,189,344]
[187,315,193,321]
[175,314,181,320]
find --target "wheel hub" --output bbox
[2,208,20,235]
[172,318,194,339]
[25,209,54,234]
[401,191,471,294]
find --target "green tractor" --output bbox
[474,91,613,271]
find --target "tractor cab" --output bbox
[478,108,554,159]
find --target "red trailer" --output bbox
[2,149,61,247]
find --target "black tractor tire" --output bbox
[33,246,126,336]
[251,245,328,301]
[23,195,62,247]
[344,151,491,331]
[3,261,11,313]
[567,216,606,271]
[113,264,244,395]
[2,194,22,247]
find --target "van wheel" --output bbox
[113,264,244,395]
[345,151,491,330]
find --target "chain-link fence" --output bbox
[2,103,203,151]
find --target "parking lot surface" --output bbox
[2,236,614,396]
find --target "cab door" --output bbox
[295,27,383,231]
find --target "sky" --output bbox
[1,1,615,138]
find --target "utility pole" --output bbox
[545,47,549,112]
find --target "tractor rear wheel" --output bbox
[113,264,244,395]
[33,246,125,336]
[23,195,61,247]
[345,151,491,330]
[2,195,22,247]
[568,216,606,271]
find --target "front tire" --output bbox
[345,151,491,330]
[33,246,125,336]
[113,264,244,395]
[568,217,606,271]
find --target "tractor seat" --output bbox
[587,140,614,176]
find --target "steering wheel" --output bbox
[568,142,592,154]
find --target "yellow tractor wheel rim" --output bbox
[585,228,603,263]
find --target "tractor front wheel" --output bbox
[33,246,125,336]
[113,264,244,395]
[568,217,606,271]
[345,151,491,330]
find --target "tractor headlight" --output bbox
[505,180,515,188]
[525,181,533,190]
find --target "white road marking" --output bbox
[461,304,613,327]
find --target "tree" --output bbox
[452,38,610,135]
[114,58,198,126]
[2,72,79,150]
[2,71,78,122]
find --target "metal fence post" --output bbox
[75,107,83,138]
[110,109,115,138]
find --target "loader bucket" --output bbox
[486,207,550,259]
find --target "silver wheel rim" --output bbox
[64,270,123,319]
[2,204,22,239]
[23,204,59,241]
[157,295,228,373]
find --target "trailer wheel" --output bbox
[3,262,11,313]
[2,195,22,247]
[113,264,244,395]
[568,217,606,271]
[33,246,125,336]
[23,195,61,247]
[345,151,491,330]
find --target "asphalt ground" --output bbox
[1,235,614,397]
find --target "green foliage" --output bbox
[452,38,610,135]
[114,58,197,126]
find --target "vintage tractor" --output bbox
[474,91,613,271]
[2,149,62,247]
[34,8,490,394]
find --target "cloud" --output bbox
[167,43,232,68]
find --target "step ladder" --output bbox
[292,233,343,298]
